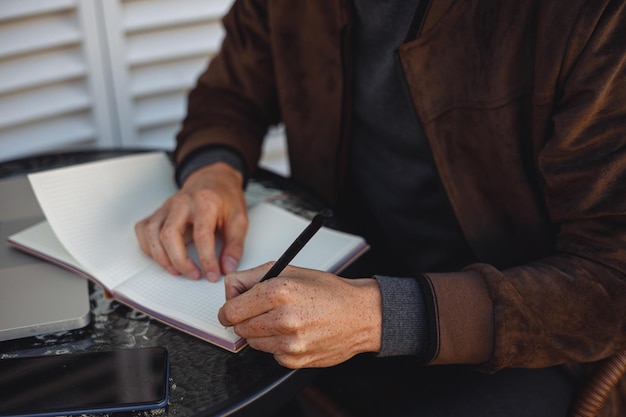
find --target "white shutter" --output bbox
[99,0,234,151]
[0,0,115,162]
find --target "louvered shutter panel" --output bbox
[0,0,115,162]
[100,0,288,175]
[100,0,234,150]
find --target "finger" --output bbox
[224,262,274,299]
[160,202,202,280]
[232,314,276,339]
[245,335,287,357]
[218,272,277,327]
[217,292,261,327]
[135,213,181,276]
[273,352,306,369]
[192,192,221,281]
[220,210,248,274]
[245,336,310,369]
[134,218,152,257]
[223,272,253,300]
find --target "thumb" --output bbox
[223,262,274,300]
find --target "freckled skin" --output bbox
[218,262,383,369]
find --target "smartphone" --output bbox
[0,347,169,417]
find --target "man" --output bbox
[135,1,626,416]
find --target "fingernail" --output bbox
[206,272,220,282]
[187,269,201,280]
[224,256,239,274]
[167,266,180,275]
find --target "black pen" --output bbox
[260,208,334,282]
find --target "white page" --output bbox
[114,261,240,343]
[9,221,84,269]
[27,152,176,290]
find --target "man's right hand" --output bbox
[135,162,248,282]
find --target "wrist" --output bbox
[186,162,244,190]
[346,278,383,354]
[176,145,247,187]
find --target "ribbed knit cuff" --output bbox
[374,275,428,358]
[175,145,247,188]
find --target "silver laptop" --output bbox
[0,176,90,342]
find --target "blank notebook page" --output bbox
[27,153,176,290]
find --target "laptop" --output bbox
[0,176,90,342]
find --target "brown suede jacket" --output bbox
[175,1,626,415]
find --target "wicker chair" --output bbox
[569,350,626,417]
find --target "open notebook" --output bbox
[7,152,368,352]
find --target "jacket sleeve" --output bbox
[174,0,278,176]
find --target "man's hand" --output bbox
[135,162,247,282]
[218,263,383,368]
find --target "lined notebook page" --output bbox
[28,153,176,290]
[114,261,239,343]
